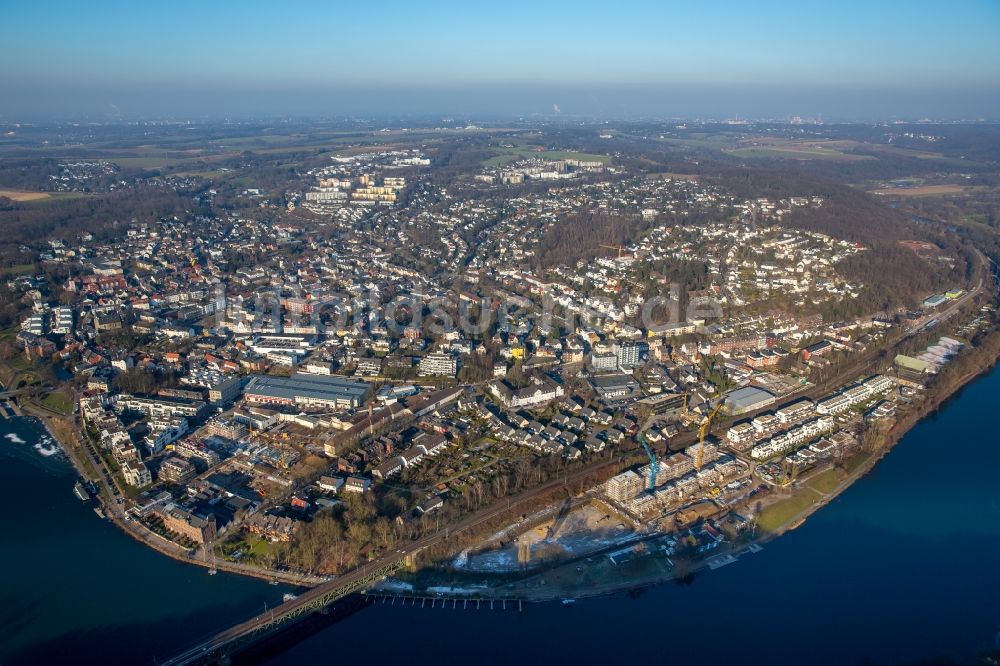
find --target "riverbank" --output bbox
[388,333,1000,603]
[271,359,1000,666]
[16,313,1000,603]
[14,398,328,588]
[0,417,296,666]
[8,361,996,666]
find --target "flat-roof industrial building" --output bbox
[724,386,776,414]
[922,294,947,308]
[243,373,370,410]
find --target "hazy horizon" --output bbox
[2,0,999,121]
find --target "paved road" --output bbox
[161,251,999,664]
[162,456,623,665]
[0,385,52,399]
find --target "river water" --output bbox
[3,365,1000,665]
[0,415,293,665]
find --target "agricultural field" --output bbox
[0,189,52,202]
[0,189,88,203]
[108,154,237,169]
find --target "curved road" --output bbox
[162,457,623,665]
[165,252,994,664]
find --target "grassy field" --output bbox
[0,190,89,206]
[9,354,33,372]
[861,143,945,160]
[41,391,74,415]
[636,132,953,165]
[755,492,817,533]
[870,184,966,197]
[2,263,37,277]
[215,134,307,147]
[109,156,217,169]
[643,133,738,151]
[844,452,872,475]
[220,535,279,562]
[0,189,50,201]
[727,146,872,161]
[757,456,873,532]
[171,169,230,180]
[805,467,846,495]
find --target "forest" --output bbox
[535,211,645,269]
[0,187,202,257]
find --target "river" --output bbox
[0,415,294,665]
[2,365,1000,665]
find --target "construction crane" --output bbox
[599,243,626,259]
[695,403,724,471]
[638,430,657,492]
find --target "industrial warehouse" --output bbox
[242,373,371,409]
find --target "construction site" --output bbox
[456,503,639,573]
[429,375,880,593]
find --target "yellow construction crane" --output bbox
[599,243,626,259]
[696,402,724,471]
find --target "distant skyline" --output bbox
[2,0,999,120]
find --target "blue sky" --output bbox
[2,0,999,119]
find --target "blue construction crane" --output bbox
[638,431,657,492]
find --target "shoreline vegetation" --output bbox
[0,123,997,602]
[395,332,1000,603]
[10,400,325,587]
[10,319,999,603]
